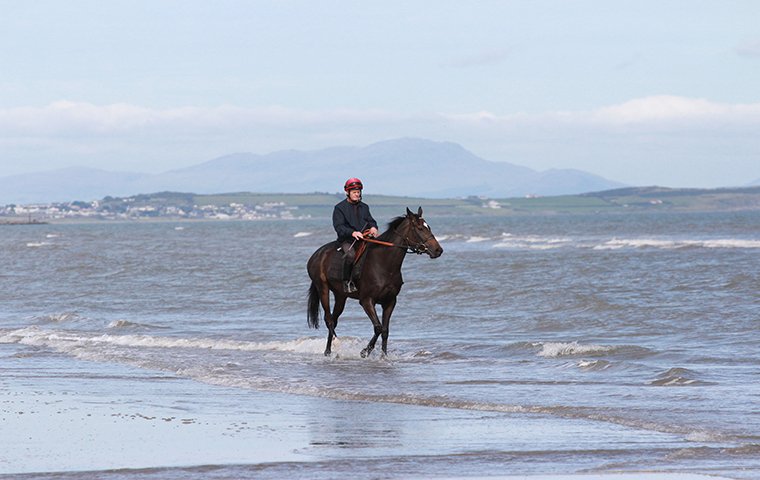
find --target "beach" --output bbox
[0,364,737,480]
[2,213,759,478]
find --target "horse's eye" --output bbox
[423,222,430,230]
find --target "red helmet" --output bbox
[344,177,363,192]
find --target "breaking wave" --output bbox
[439,232,760,250]
[26,241,53,248]
[107,320,170,330]
[650,367,708,386]
[535,341,615,358]
[594,238,760,250]
[33,312,83,324]
[0,326,735,444]
[1,326,327,354]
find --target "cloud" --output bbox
[3,97,760,145]
[2,96,759,185]
[0,101,408,137]
[735,38,760,58]
[442,96,760,130]
[589,95,760,125]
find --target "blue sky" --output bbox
[1,0,759,187]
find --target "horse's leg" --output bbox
[331,294,347,333]
[319,286,335,356]
[359,297,382,358]
[380,297,397,356]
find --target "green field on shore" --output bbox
[189,185,760,217]
[6,186,760,224]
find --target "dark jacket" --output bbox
[333,198,378,242]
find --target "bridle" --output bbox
[361,217,435,255]
[399,222,436,255]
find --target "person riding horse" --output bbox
[333,177,379,293]
[309,205,443,357]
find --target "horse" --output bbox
[307,207,443,357]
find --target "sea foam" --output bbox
[595,238,760,250]
[536,341,614,358]
[0,327,362,357]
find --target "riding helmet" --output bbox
[344,178,363,192]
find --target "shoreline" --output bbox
[1,333,751,479]
[0,220,48,225]
[0,367,741,480]
[0,371,314,475]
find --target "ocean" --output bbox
[1,211,759,479]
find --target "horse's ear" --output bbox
[417,206,423,217]
[406,207,413,217]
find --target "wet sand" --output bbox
[1,380,313,474]
[0,330,742,479]
[0,371,735,479]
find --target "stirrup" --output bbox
[344,281,357,293]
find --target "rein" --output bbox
[362,237,406,249]
[361,227,432,255]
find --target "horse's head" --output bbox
[401,207,443,258]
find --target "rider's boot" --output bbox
[342,257,357,293]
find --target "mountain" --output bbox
[0,138,624,204]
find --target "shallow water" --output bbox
[2,212,759,478]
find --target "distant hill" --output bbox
[5,186,760,223]
[578,185,760,212]
[97,185,760,217]
[135,138,622,199]
[0,138,623,204]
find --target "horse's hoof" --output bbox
[324,350,331,357]
[360,348,368,358]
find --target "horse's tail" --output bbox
[307,281,321,329]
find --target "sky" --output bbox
[1,0,759,188]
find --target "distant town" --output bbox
[3,186,760,224]
[0,193,310,223]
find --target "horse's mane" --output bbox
[387,216,406,231]
[378,216,406,241]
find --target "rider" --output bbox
[333,177,379,293]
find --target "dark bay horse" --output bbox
[307,207,443,357]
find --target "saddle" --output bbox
[328,240,370,283]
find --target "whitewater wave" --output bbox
[438,233,760,251]
[494,235,573,250]
[576,359,612,371]
[650,367,708,386]
[0,327,364,358]
[33,312,83,324]
[26,242,53,248]
[0,326,735,444]
[466,236,490,243]
[293,231,312,238]
[535,341,615,358]
[107,320,169,330]
[595,238,760,250]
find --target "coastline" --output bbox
[4,186,760,225]
[0,354,315,476]
[1,380,736,480]
[0,220,48,225]
[0,351,740,480]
